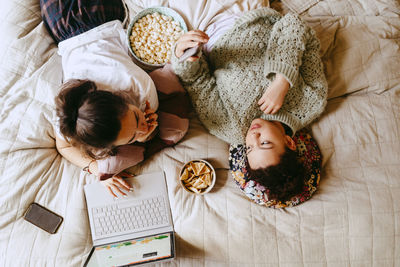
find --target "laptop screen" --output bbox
[84,232,174,267]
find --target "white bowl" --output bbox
[179,159,216,195]
[127,6,188,71]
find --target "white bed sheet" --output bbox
[1,0,399,266]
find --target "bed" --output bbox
[0,0,399,266]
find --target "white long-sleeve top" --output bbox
[58,20,158,112]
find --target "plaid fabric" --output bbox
[40,0,125,43]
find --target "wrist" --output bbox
[83,159,98,175]
[175,43,184,58]
[90,161,99,176]
[275,73,290,85]
[273,74,290,92]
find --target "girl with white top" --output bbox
[40,0,187,196]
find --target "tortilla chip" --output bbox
[187,174,196,184]
[197,178,208,189]
[204,173,212,186]
[180,168,189,180]
[192,178,203,188]
[189,186,201,194]
[186,163,193,172]
[199,164,211,175]
[190,162,204,175]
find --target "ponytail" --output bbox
[55,79,128,158]
[56,80,96,137]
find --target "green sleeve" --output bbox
[296,26,328,126]
[262,19,328,134]
[170,50,238,144]
[264,13,309,86]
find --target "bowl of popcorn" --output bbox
[179,159,216,195]
[127,7,187,70]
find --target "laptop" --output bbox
[83,171,175,267]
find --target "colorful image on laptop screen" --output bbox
[85,232,174,267]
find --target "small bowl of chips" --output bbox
[179,159,216,195]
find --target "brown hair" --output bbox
[247,147,308,202]
[55,79,129,159]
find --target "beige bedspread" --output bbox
[0,0,399,266]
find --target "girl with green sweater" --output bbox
[171,7,328,205]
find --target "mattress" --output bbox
[0,0,399,266]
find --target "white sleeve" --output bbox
[53,120,68,142]
[126,67,158,112]
[118,25,159,111]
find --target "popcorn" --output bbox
[129,12,184,65]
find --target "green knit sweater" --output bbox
[171,8,328,144]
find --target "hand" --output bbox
[136,101,158,142]
[100,171,134,198]
[175,30,209,62]
[144,100,156,116]
[258,74,290,114]
[143,112,158,142]
[144,101,158,125]
[138,116,158,142]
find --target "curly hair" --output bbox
[247,147,308,202]
[55,79,129,159]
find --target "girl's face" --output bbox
[113,105,154,146]
[245,118,296,169]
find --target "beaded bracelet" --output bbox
[83,159,96,174]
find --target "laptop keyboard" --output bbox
[91,196,170,239]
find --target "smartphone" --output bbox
[24,203,63,234]
[178,45,202,62]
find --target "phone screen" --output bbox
[24,203,63,234]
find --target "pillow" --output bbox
[229,130,322,208]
